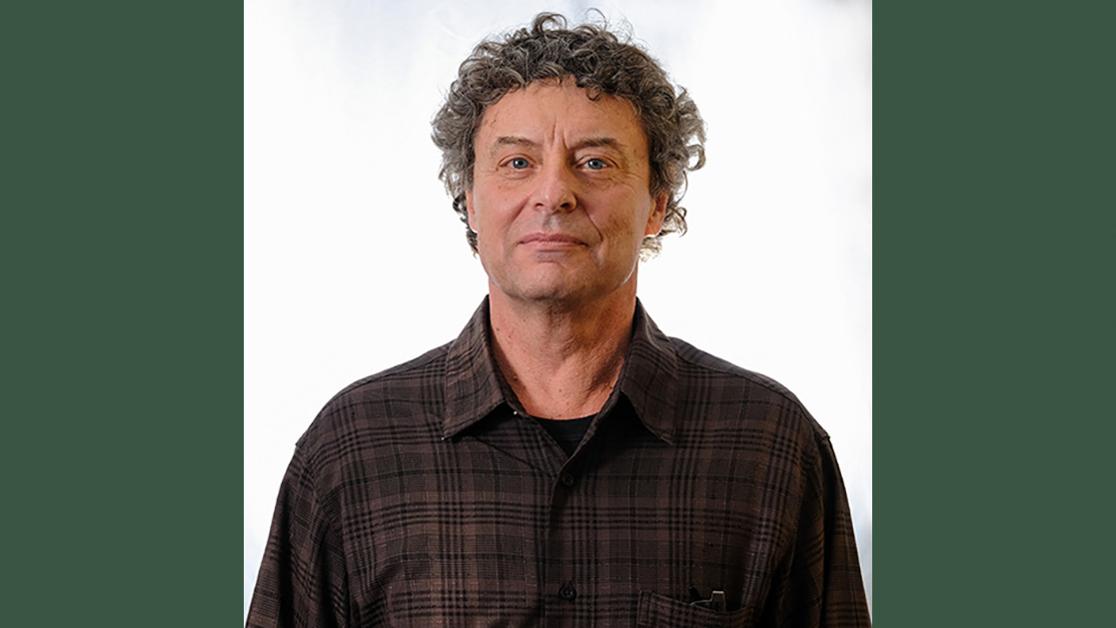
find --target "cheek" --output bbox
[473,185,517,220]
[599,198,653,244]
[471,200,518,252]
[594,217,644,256]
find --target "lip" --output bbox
[519,232,587,246]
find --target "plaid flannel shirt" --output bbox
[248,298,870,627]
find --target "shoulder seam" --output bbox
[330,342,450,400]
[671,337,797,401]
[295,343,451,449]
[671,338,830,440]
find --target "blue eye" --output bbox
[584,158,607,170]
[509,157,530,169]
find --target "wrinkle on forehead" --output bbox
[476,81,649,165]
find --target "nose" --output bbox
[533,161,578,213]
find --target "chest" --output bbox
[335,419,796,626]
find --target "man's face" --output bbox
[466,80,667,308]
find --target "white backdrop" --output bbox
[245,0,872,618]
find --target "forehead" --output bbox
[476,80,648,152]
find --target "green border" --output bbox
[7,1,1114,625]
[5,3,242,625]
[875,2,1113,625]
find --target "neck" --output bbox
[487,284,637,420]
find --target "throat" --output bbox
[486,288,636,419]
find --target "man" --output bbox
[248,13,869,627]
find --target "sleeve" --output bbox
[768,433,871,627]
[246,444,351,628]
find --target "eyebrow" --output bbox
[488,135,628,156]
[572,137,627,152]
[493,136,537,148]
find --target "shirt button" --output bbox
[559,582,577,601]
[560,473,576,488]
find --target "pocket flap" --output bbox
[636,590,751,627]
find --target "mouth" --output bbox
[519,232,587,247]
[520,233,584,245]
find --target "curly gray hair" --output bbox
[431,12,706,257]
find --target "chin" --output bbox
[493,274,584,303]
[511,284,582,304]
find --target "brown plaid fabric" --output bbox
[247,298,870,627]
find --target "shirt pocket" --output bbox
[635,591,752,628]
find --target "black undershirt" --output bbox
[534,415,594,456]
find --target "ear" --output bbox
[644,191,669,237]
[465,190,478,233]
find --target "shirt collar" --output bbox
[441,297,681,444]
